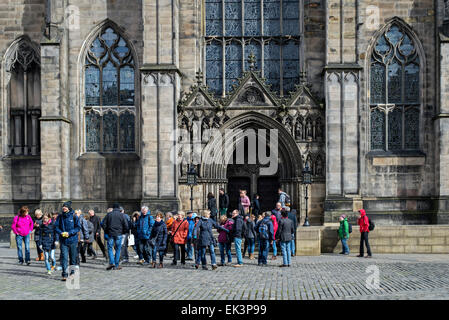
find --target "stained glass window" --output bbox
[370,23,420,151]
[205,0,301,96]
[84,26,136,153]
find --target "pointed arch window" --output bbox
[369,23,420,151]
[5,38,41,156]
[204,0,302,97]
[84,26,136,153]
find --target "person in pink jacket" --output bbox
[11,206,34,265]
[239,190,251,215]
[270,214,279,260]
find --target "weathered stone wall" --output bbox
[0,0,45,214]
[358,0,436,206]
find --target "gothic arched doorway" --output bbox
[200,111,303,212]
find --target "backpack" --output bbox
[368,218,375,231]
[258,221,269,240]
[284,193,291,206]
[347,221,352,234]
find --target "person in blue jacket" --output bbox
[55,201,81,281]
[185,211,195,260]
[150,212,167,268]
[136,206,155,265]
[255,211,274,266]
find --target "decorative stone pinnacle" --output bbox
[195,70,203,84]
[248,52,256,71]
[300,70,307,83]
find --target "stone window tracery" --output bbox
[370,23,420,151]
[204,0,302,97]
[6,38,41,156]
[84,26,136,153]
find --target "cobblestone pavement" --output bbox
[0,243,448,300]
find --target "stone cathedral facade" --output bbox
[0,0,448,225]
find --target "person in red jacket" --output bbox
[357,209,372,258]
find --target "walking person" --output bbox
[218,188,229,217]
[171,211,189,266]
[287,208,298,256]
[270,214,278,260]
[278,188,290,209]
[255,212,274,266]
[338,214,350,255]
[231,209,245,267]
[243,215,256,260]
[83,213,96,259]
[185,211,195,261]
[217,214,233,266]
[136,206,155,265]
[150,212,168,268]
[357,209,372,258]
[33,209,44,261]
[75,210,89,264]
[207,192,218,222]
[276,210,295,267]
[88,209,107,259]
[193,210,222,270]
[119,207,132,263]
[11,206,34,265]
[38,213,57,274]
[102,203,129,270]
[55,201,81,281]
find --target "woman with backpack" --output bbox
[217,215,233,266]
[357,209,372,258]
[256,212,274,266]
[338,214,350,255]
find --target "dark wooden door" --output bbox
[227,177,251,212]
[257,177,280,212]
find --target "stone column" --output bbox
[39,26,71,213]
[436,33,449,224]
[140,0,180,212]
[323,0,361,223]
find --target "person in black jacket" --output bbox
[230,210,245,267]
[287,208,298,256]
[39,213,57,274]
[207,192,218,222]
[33,209,44,261]
[102,203,129,270]
[218,188,229,217]
[252,194,261,218]
[150,212,168,268]
[276,210,295,267]
[88,209,107,258]
[242,214,256,259]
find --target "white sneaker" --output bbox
[133,255,139,259]
[57,266,62,271]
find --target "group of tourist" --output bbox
[10,187,373,281]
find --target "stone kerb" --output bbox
[296,226,321,256]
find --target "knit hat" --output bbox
[62,201,72,209]
[340,214,346,219]
[192,212,197,219]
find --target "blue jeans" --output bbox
[44,249,56,271]
[247,238,255,254]
[341,237,350,254]
[280,241,292,266]
[60,242,78,278]
[152,246,165,263]
[16,234,30,263]
[186,238,193,259]
[272,240,277,256]
[234,237,243,265]
[290,236,296,256]
[258,239,269,264]
[107,235,123,267]
[218,242,232,264]
[196,245,216,266]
